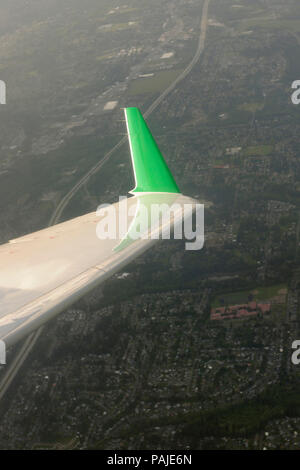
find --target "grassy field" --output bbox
[33,435,77,450]
[243,145,273,157]
[128,69,184,96]
[238,102,265,113]
[236,17,300,33]
[212,283,287,308]
[98,22,138,33]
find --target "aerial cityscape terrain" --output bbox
[0,0,300,450]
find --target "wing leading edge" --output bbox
[0,108,198,348]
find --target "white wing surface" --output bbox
[0,108,200,347]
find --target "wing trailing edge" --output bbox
[0,108,199,349]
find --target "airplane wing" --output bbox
[0,108,199,348]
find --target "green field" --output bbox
[236,17,300,33]
[128,69,184,96]
[238,102,265,113]
[212,283,287,308]
[98,22,138,33]
[243,145,273,157]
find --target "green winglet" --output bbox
[124,107,180,194]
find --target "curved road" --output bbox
[48,0,210,227]
[0,0,210,404]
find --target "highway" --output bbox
[48,0,210,226]
[0,0,210,404]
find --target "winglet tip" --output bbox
[124,107,180,194]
